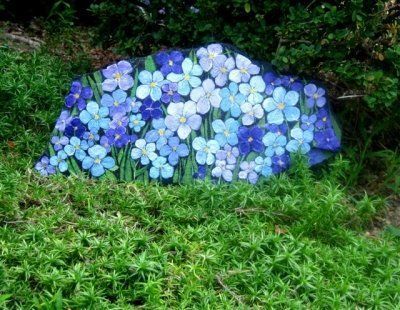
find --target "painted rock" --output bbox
[35,43,341,184]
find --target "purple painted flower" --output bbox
[165,101,202,139]
[35,156,56,176]
[102,60,134,92]
[196,44,224,72]
[300,114,317,131]
[100,135,112,153]
[51,136,69,151]
[190,78,221,115]
[100,89,129,116]
[263,72,282,96]
[126,97,142,113]
[155,51,184,76]
[55,110,72,132]
[229,54,260,83]
[161,82,181,104]
[314,128,340,151]
[193,165,206,179]
[272,154,290,174]
[64,118,86,138]
[110,113,129,129]
[210,56,235,87]
[139,98,163,121]
[238,161,258,184]
[106,127,130,148]
[216,145,239,165]
[304,83,326,108]
[315,108,331,129]
[83,131,100,147]
[281,75,303,92]
[144,118,173,149]
[265,123,288,136]
[212,159,235,182]
[65,81,93,110]
[237,126,264,155]
[159,136,189,166]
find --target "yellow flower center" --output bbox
[313,93,319,99]
[113,101,119,106]
[142,149,147,155]
[179,116,187,123]
[117,120,122,126]
[220,67,227,73]
[323,117,327,122]
[94,158,101,164]
[73,93,80,99]
[277,102,285,110]
[115,134,121,140]
[204,146,209,152]
[114,73,122,81]
[240,68,248,74]
[229,95,235,103]
[134,120,139,125]
[94,114,100,120]
[150,82,157,88]
[158,129,165,135]
[184,74,190,81]
[224,130,230,137]
[209,52,216,59]
[168,60,173,66]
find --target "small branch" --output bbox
[216,274,244,305]
[336,94,365,100]
[2,33,43,48]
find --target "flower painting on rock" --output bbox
[35,43,341,184]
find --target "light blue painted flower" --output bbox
[263,87,300,125]
[64,136,89,161]
[212,118,239,147]
[136,70,165,101]
[192,137,220,165]
[240,102,264,126]
[159,136,189,166]
[50,150,68,172]
[82,145,115,177]
[131,139,157,165]
[254,156,272,177]
[166,58,203,96]
[126,97,142,113]
[83,131,100,147]
[238,75,265,104]
[79,101,110,132]
[129,114,146,132]
[145,118,174,149]
[262,132,287,157]
[149,156,174,179]
[219,82,245,118]
[286,128,313,154]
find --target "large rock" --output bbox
[35,43,341,184]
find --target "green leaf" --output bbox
[145,56,156,72]
[244,2,251,13]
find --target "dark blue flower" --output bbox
[139,97,163,121]
[315,108,331,129]
[193,165,207,179]
[155,51,184,76]
[263,72,282,95]
[64,118,86,138]
[265,123,288,136]
[281,75,303,92]
[65,81,93,110]
[238,126,264,155]
[161,82,181,104]
[105,127,130,148]
[272,154,290,174]
[314,128,340,151]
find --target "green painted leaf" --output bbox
[145,56,156,72]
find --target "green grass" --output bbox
[1,46,400,309]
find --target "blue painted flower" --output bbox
[65,81,93,110]
[314,128,340,151]
[35,156,56,176]
[216,145,239,165]
[106,127,130,148]
[139,97,163,121]
[136,70,166,101]
[55,110,72,132]
[161,82,181,104]
[229,54,260,83]
[192,137,220,165]
[263,87,300,124]
[144,118,173,149]
[300,114,317,131]
[237,126,264,155]
[212,118,239,147]
[239,75,266,104]
[210,55,235,87]
[64,118,86,138]
[263,72,282,96]
[254,156,272,177]
[262,132,287,157]
[165,101,202,140]
[272,154,290,174]
[83,132,100,147]
[50,150,68,172]
[126,97,142,113]
[219,82,245,118]
[159,137,189,166]
[304,83,326,108]
[238,161,259,184]
[64,136,89,161]
[281,75,303,92]
[102,60,134,92]
[100,135,112,153]
[286,128,314,154]
[193,165,206,179]
[196,43,224,72]
[315,108,331,129]
[82,145,116,177]
[131,139,157,165]
[129,114,146,132]
[149,156,174,179]
[212,159,235,182]
[166,58,203,96]
[265,123,288,136]
[100,89,129,116]
[79,101,110,132]
[155,51,184,76]
[240,102,264,126]
[51,136,69,151]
